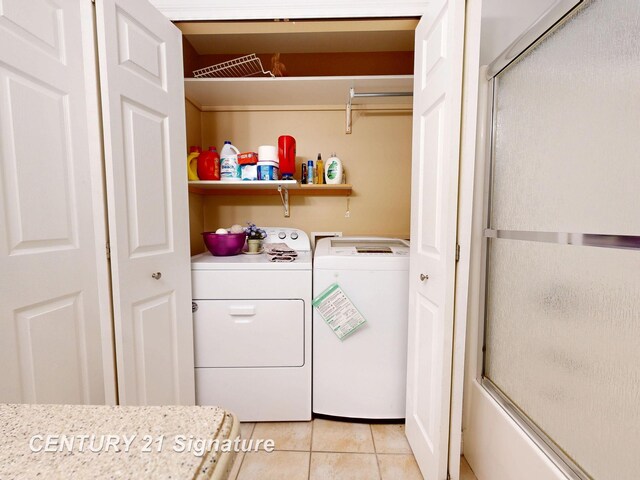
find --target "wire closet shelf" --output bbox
[193,54,275,78]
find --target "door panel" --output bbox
[15,293,87,404]
[96,0,193,405]
[0,0,114,404]
[418,101,444,255]
[132,292,178,405]
[121,99,172,256]
[0,0,64,61]
[116,8,166,88]
[405,0,465,478]
[412,297,439,445]
[3,72,76,253]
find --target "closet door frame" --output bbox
[154,2,481,478]
[149,1,428,20]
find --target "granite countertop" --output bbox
[0,404,235,479]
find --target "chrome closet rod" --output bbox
[345,88,412,134]
[350,91,412,98]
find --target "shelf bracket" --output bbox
[346,87,412,134]
[346,88,354,134]
[277,185,290,218]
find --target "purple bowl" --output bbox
[202,231,247,256]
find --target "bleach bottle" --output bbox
[219,141,241,181]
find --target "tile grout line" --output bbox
[371,424,383,480]
[232,452,245,480]
[233,423,256,480]
[371,424,378,453]
[296,450,384,454]
[307,419,314,480]
[309,419,315,452]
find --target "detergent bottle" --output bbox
[197,146,220,180]
[187,146,201,180]
[219,141,241,181]
[325,153,343,185]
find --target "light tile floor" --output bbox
[229,419,478,480]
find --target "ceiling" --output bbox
[177,19,418,54]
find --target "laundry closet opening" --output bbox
[177,18,417,254]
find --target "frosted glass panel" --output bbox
[491,0,640,234]
[485,238,640,480]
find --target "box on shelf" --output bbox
[241,164,258,181]
[238,152,258,165]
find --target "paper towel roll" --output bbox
[258,145,278,163]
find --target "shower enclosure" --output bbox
[480,1,640,479]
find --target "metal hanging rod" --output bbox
[346,87,412,134]
[351,91,413,98]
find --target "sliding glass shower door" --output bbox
[482,1,640,479]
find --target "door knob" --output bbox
[152,272,162,280]
[420,273,429,281]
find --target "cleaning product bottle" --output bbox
[325,153,343,184]
[219,141,241,181]
[187,146,201,181]
[316,153,324,184]
[197,146,220,181]
[307,160,315,184]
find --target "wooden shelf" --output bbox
[189,180,352,196]
[184,75,413,110]
[297,184,353,196]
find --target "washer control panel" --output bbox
[263,228,310,251]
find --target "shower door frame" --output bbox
[480,18,590,480]
[465,1,598,480]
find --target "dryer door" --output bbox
[194,299,304,368]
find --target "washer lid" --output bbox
[321,238,410,257]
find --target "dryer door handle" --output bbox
[228,305,256,316]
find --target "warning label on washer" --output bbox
[313,283,366,340]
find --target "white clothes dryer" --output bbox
[191,228,312,422]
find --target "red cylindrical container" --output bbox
[278,135,296,179]
[197,146,220,180]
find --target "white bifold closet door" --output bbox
[0,0,115,404]
[405,0,466,478]
[95,0,194,406]
[0,0,194,407]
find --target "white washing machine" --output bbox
[191,228,312,422]
[313,237,410,419]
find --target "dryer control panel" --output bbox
[263,228,310,251]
